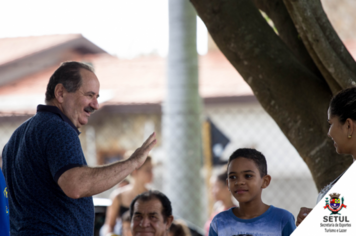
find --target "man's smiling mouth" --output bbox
[84,106,95,115]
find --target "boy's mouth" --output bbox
[235,189,248,194]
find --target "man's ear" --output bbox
[261,175,271,189]
[54,83,65,103]
[165,215,174,231]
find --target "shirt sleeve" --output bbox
[45,124,86,182]
[282,213,297,236]
[208,224,218,236]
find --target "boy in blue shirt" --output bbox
[209,148,296,236]
[0,168,10,236]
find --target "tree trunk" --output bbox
[190,0,354,191]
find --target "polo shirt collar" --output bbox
[37,105,80,135]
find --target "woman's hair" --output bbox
[329,87,356,123]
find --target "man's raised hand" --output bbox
[129,132,157,169]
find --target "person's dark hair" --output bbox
[45,61,94,102]
[227,148,267,177]
[216,171,228,185]
[169,222,187,236]
[329,87,356,123]
[129,190,172,222]
[121,211,131,223]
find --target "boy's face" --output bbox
[227,157,271,204]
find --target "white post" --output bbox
[163,0,204,228]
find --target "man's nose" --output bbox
[139,217,151,227]
[91,97,99,110]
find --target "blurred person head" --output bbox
[169,220,191,236]
[212,171,230,202]
[122,211,132,236]
[130,190,173,236]
[328,87,356,156]
[45,61,99,128]
[131,156,153,184]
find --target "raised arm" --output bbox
[58,132,156,199]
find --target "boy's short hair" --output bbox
[227,148,267,177]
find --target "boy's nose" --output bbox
[235,179,245,185]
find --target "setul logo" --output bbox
[321,193,351,233]
[324,193,347,215]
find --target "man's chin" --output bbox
[78,119,88,128]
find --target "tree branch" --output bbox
[190,0,352,191]
[311,0,356,78]
[283,0,342,94]
[251,0,322,80]
[284,0,356,89]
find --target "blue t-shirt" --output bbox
[209,205,296,236]
[2,105,94,236]
[0,168,10,236]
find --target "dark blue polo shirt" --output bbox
[2,105,94,236]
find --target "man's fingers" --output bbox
[142,132,156,147]
[145,139,157,152]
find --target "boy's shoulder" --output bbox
[269,205,295,218]
[213,207,234,220]
[212,206,294,223]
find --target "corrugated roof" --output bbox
[0,34,82,66]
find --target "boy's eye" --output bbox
[228,175,236,180]
[245,174,253,178]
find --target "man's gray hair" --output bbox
[45,61,94,102]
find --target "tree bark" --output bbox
[190,0,353,191]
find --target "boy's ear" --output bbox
[261,175,271,189]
